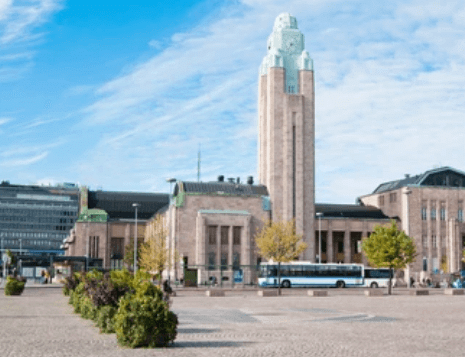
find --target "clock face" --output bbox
[282,33,300,53]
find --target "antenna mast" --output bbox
[197,144,201,182]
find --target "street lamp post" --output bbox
[404,189,412,288]
[19,239,22,275]
[316,212,323,264]
[133,203,140,273]
[165,178,176,283]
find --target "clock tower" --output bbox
[258,13,315,260]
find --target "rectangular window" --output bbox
[422,236,427,249]
[389,192,397,203]
[208,226,217,245]
[233,226,241,245]
[89,236,99,258]
[208,252,216,270]
[221,226,229,245]
[458,209,463,222]
[432,235,437,249]
[233,252,240,269]
[431,208,436,220]
[440,207,446,221]
[378,195,384,206]
[220,253,228,269]
[337,241,344,253]
[111,238,124,258]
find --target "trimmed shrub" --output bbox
[97,305,118,334]
[80,296,98,321]
[114,293,178,348]
[4,276,25,296]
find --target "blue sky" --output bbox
[1,0,464,203]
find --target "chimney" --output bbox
[228,178,235,183]
[405,174,410,178]
[218,175,224,182]
[247,176,254,185]
[236,177,240,184]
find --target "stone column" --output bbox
[362,229,368,266]
[426,200,432,273]
[243,217,251,265]
[344,229,351,264]
[327,226,333,263]
[228,225,233,271]
[216,226,221,269]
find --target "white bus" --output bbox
[258,262,364,288]
[363,268,393,288]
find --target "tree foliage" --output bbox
[362,220,416,294]
[139,215,173,285]
[123,238,146,269]
[255,218,307,293]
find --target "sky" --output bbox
[0,0,464,204]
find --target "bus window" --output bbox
[290,265,302,277]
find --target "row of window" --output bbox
[207,251,241,270]
[421,235,448,249]
[0,232,66,239]
[0,239,61,247]
[0,208,78,217]
[421,207,463,221]
[0,223,73,231]
[207,226,242,245]
[0,216,74,224]
[262,264,362,278]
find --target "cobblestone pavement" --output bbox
[1,287,464,357]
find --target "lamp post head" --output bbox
[166,178,176,183]
[316,212,323,218]
[132,203,140,208]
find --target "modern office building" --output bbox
[0,181,79,255]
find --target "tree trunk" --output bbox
[278,262,281,296]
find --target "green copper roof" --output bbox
[260,13,313,93]
[77,208,108,223]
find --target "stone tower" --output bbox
[258,13,315,260]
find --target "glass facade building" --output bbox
[0,181,79,255]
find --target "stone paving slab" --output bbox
[1,288,464,356]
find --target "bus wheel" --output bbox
[282,280,291,288]
[370,282,378,289]
[336,281,345,289]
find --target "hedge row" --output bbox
[63,269,177,348]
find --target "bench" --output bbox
[444,288,464,296]
[308,290,328,297]
[410,289,429,296]
[258,290,279,297]
[206,290,225,297]
[364,289,384,297]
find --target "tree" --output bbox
[123,238,146,270]
[362,220,417,295]
[255,218,307,295]
[139,215,173,286]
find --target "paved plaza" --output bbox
[1,287,464,356]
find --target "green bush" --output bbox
[114,293,178,348]
[97,305,118,334]
[80,296,98,321]
[4,276,25,296]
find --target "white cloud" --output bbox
[71,0,465,202]
[1,151,48,167]
[0,0,62,81]
[0,0,62,44]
